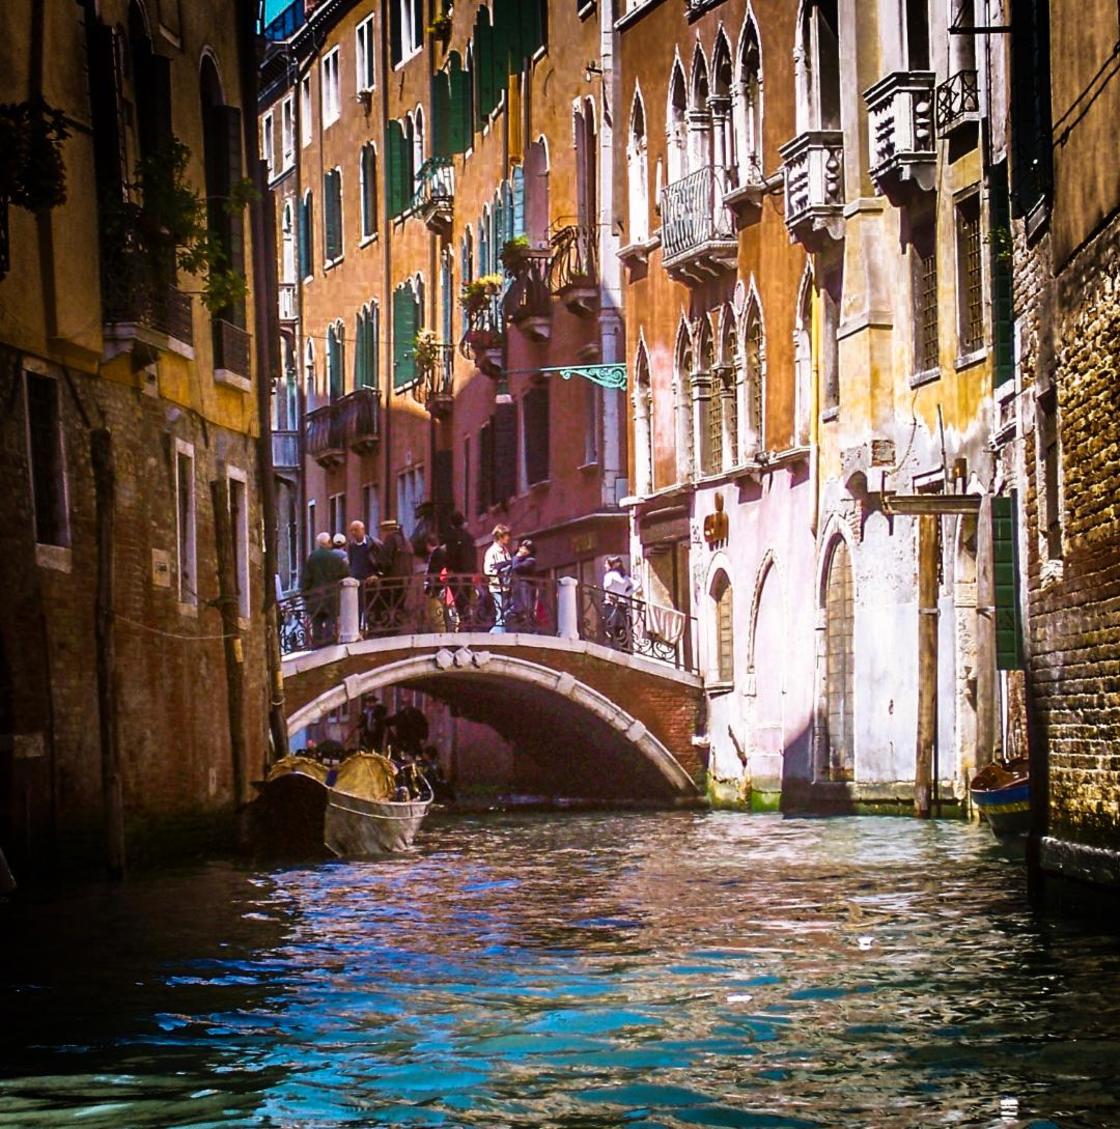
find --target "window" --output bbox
[821,267,842,413]
[174,439,196,605]
[281,95,295,169]
[409,108,425,195]
[327,320,345,400]
[356,15,375,92]
[390,0,423,67]
[667,64,687,182]
[397,465,425,539]
[955,192,983,355]
[324,168,343,262]
[906,0,930,69]
[299,190,313,279]
[392,280,421,389]
[743,306,764,456]
[798,0,841,132]
[386,118,413,218]
[261,111,275,178]
[523,385,550,486]
[711,570,734,684]
[307,499,317,554]
[281,202,296,283]
[627,91,649,244]
[25,372,69,548]
[674,324,694,482]
[633,344,653,495]
[228,468,250,620]
[911,219,939,376]
[300,74,312,146]
[823,537,855,781]
[360,143,378,239]
[463,434,471,516]
[1038,386,1063,560]
[477,420,492,514]
[583,382,599,466]
[355,302,379,389]
[304,337,315,399]
[441,249,454,345]
[321,47,340,127]
[736,20,763,183]
[795,274,813,446]
[718,312,737,467]
[362,483,381,535]
[329,492,346,537]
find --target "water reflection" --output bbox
[2,813,1119,1127]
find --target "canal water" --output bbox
[3,813,1120,1128]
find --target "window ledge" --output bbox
[36,543,71,572]
[821,405,839,423]
[955,346,987,372]
[178,601,199,618]
[528,479,551,492]
[909,366,940,389]
[358,233,379,249]
[706,679,735,696]
[323,255,345,272]
[393,45,423,72]
[323,115,339,130]
[1040,556,1065,588]
[215,369,252,393]
[578,460,600,472]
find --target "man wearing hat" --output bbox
[374,519,414,633]
[301,531,349,646]
[602,554,638,651]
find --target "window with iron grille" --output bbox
[955,192,983,354]
[912,221,939,375]
[25,373,69,548]
[711,570,734,683]
[1038,386,1063,560]
[705,375,723,475]
[744,314,764,453]
[722,370,739,467]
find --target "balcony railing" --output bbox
[263,0,304,41]
[272,429,300,472]
[459,294,504,367]
[213,318,251,383]
[504,250,552,340]
[548,224,599,314]
[660,165,738,280]
[278,281,297,322]
[935,69,980,138]
[779,130,845,246]
[413,157,455,232]
[865,71,936,198]
[417,344,455,417]
[103,257,195,347]
[306,403,346,468]
[337,386,381,453]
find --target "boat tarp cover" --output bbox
[970,758,1029,792]
[266,755,330,784]
[332,752,397,802]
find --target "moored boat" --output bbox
[248,755,332,857]
[324,752,432,857]
[970,758,1031,837]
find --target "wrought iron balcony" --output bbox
[103,258,195,348]
[935,69,980,138]
[338,386,381,454]
[865,71,936,199]
[548,224,598,315]
[504,250,552,340]
[306,403,346,468]
[418,344,455,418]
[213,318,251,385]
[459,294,504,374]
[412,157,454,232]
[660,165,739,282]
[278,281,297,323]
[779,130,845,246]
[272,429,300,472]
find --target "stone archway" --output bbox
[288,646,701,805]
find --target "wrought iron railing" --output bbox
[935,69,980,136]
[660,165,737,265]
[272,429,300,471]
[103,253,194,346]
[459,295,504,360]
[213,317,251,378]
[279,584,338,653]
[504,251,552,323]
[412,156,455,218]
[417,344,455,412]
[548,224,598,295]
[579,585,695,671]
[337,386,380,452]
[306,403,345,463]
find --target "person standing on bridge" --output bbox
[602,555,639,652]
[442,511,476,628]
[302,532,349,647]
[376,519,414,633]
[483,524,512,632]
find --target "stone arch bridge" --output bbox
[282,630,706,807]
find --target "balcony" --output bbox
[660,165,739,282]
[306,403,346,468]
[936,69,980,139]
[412,157,454,233]
[418,345,455,418]
[548,224,598,316]
[263,0,304,41]
[103,258,195,354]
[337,386,381,454]
[460,296,504,376]
[865,71,936,200]
[504,250,552,341]
[278,282,297,323]
[272,429,300,473]
[779,130,845,247]
[213,318,251,390]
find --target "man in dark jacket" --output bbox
[302,532,349,646]
[374,520,414,633]
[442,511,477,626]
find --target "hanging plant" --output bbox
[412,328,440,372]
[499,235,530,275]
[0,99,70,211]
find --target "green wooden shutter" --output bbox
[474,10,494,126]
[497,0,521,72]
[491,0,512,88]
[524,0,544,57]
[989,160,1015,388]
[524,385,550,485]
[328,326,343,400]
[324,170,342,260]
[355,313,367,387]
[393,285,418,388]
[992,493,1024,670]
[512,166,525,237]
[370,303,380,390]
[478,419,494,511]
[494,401,517,503]
[387,120,409,218]
[449,53,472,154]
[299,193,311,278]
[432,69,452,158]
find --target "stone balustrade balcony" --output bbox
[865,71,936,199]
[779,130,845,247]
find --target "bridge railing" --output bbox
[279,575,697,673]
[579,585,694,672]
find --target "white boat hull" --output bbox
[324,788,431,856]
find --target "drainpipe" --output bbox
[915,513,939,817]
[380,7,393,521]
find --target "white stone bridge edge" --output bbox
[284,646,702,799]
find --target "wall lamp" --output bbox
[583,61,603,82]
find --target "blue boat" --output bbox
[970,759,1031,837]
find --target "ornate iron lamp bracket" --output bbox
[504,363,627,389]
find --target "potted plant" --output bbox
[458,272,504,315]
[413,328,440,372]
[427,13,452,44]
[499,235,530,275]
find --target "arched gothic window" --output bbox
[667,63,688,183]
[822,537,855,781]
[736,18,763,183]
[674,323,694,482]
[797,0,841,133]
[633,341,653,495]
[627,91,649,245]
[742,302,765,456]
[719,308,739,468]
[711,33,736,186]
[711,569,734,683]
[795,273,813,447]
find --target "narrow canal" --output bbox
[3,813,1120,1128]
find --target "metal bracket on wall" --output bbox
[504,363,628,389]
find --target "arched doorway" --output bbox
[822,537,854,781]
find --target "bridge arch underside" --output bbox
[287,652,702,808]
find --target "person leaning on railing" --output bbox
[301,531,349,647]
[602,555,639,652]
[483,524,513,632]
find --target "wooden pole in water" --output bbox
[93,428,125,877]
[212,476,247,806]
[915,513,939,818]
[974,495,996,778]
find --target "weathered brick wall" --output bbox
[1017,216,1120,850]
[0,361,271,870]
